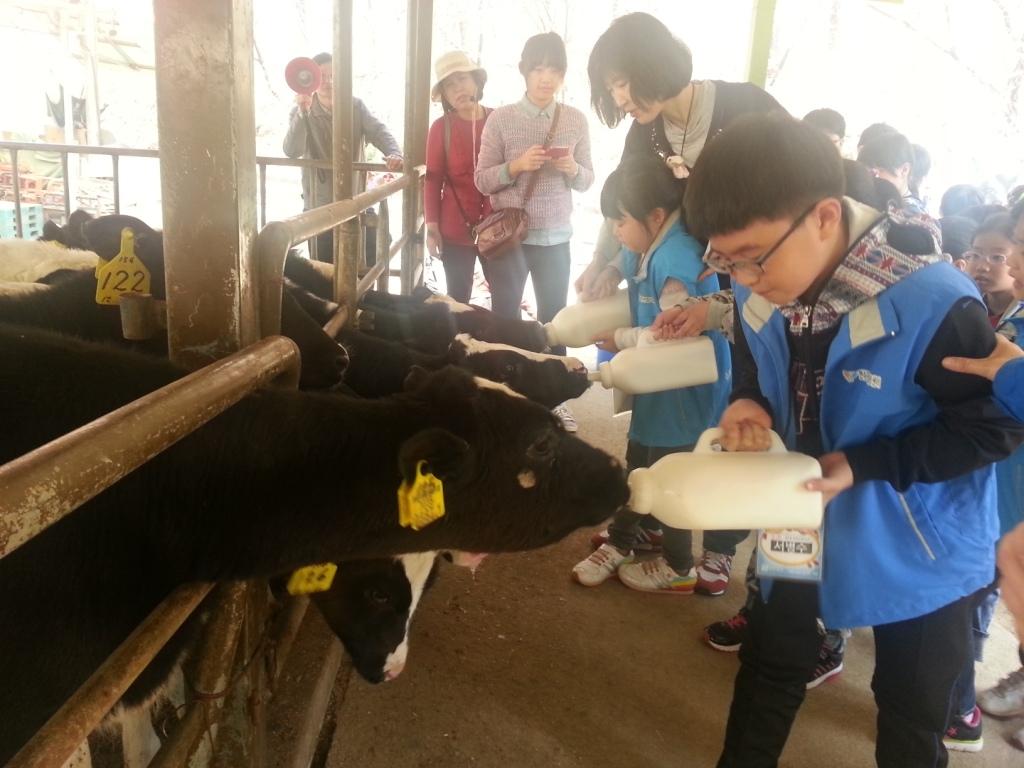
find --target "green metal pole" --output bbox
[747,0,778,88]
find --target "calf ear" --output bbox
[398,428,470,484]
[41,220,62,240]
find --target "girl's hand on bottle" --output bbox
[653,301,709,340]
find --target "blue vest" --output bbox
[622,222,731,447]
[735,262,998,628]
[996,307,1024,535]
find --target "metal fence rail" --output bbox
[254,165,425,335]
[0,336,301,559]
[0,139,385,231]
[0,336,300,767]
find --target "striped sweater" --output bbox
[474,98,594,236]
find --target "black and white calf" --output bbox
[1,221,350,391]
[353,288,549,354]
[335,327,589,407]
[0,325,627,763]
[310,552,441,684]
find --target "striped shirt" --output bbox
[474,95,594,245]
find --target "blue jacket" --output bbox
[622,216,731,447]
[995,303,1024,535]
[736,262,998,628]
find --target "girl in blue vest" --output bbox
[946,207,1024,752]
[683,113,1024,768]
[572,154,731,593]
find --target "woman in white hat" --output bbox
[424,51,493,303]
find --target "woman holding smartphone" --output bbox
[474,32,594,360]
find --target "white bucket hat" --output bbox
[431,51,487,102]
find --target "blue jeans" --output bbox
[483,242,571,350]
[950,581,1000,718]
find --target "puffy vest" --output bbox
[736,261,997,627]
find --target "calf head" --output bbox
[280,290,349,389]
[311,552,439,683]
[448,333,589,408]
[455,310,549,353]
[394,366,627,554]
[358,303,458,355]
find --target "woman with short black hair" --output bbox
[577,12,784,300]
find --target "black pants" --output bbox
[440,242,481,304]
[717,580,976,768]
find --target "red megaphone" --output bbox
[285,57,322,95]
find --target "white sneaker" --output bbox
[572,544,632,586]
[979,667,1024,718]
[552,403,578,433]
[617,557,697,594]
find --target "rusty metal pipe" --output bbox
[254,170,421,338]
[0,336,300,559]
[7,582,214,768]
[286,639,345,768]
[356,233,407,297]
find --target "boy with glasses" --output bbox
[687,113,1024,768]
[964,212,1019,327]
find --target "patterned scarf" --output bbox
[778,203,942,335]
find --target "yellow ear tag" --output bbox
[286,563,338,595]
[397,461,446,531]
[95,228,151,305]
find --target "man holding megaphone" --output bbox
[283,52,403,262]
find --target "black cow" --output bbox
[0,325,627,763]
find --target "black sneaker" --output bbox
[806,638,844,689]
[944,706,984,753]
[704,608,750,652]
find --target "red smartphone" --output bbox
[546,146,571,159]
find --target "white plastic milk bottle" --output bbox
[544,290,631,348]
[627,428,823,529]
[588,335,718,395]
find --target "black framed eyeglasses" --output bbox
[703,202,819,278]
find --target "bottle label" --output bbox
[755,527,823,583]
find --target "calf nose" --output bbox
[384,661,405,681]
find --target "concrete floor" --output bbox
[325,383,1022,768]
